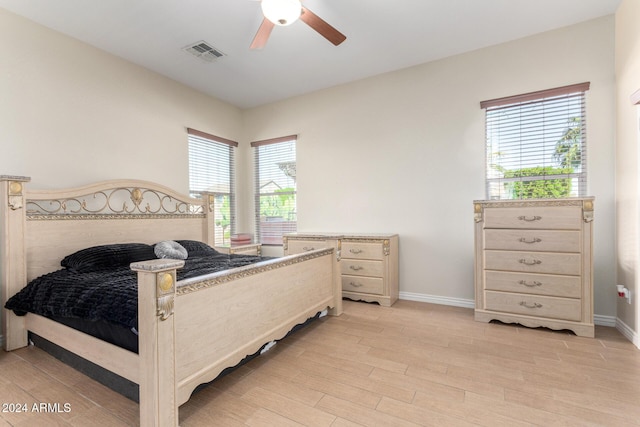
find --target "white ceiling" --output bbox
[0,0,621,109]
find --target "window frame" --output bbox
[251,135,298,246]
[481,82,590,200]
[187,128,237,246]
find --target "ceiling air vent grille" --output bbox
[183,41,226,63]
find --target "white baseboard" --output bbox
[615,318,640,349]
[594,314,617,327]
[399,292,624,329]
[399,291,475,309]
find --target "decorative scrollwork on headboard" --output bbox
[26,186,205,220]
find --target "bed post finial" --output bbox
[0,176,30,211]
[1,176,31,351]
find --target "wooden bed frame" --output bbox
[0,176,342,426]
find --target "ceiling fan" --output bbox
[250,0,346,49]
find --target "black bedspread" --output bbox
[4,253,273,330]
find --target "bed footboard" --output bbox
[132,248,339,427]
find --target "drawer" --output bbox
[340,259,384,277]
[484,271,581,298]
[342,241,384,260]
[484,206,582,230]
[342,275,384,295]
[485,291,581,321]
[484,229,581,253]
[286,239,331,254]
[484,250,581,276]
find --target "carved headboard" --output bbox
[0,175,214,309]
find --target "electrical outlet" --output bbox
[617,284,632,304]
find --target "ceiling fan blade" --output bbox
[300,7,346,46]
[250,18,275,49]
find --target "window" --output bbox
[251,135,297,245]
[481,82,589,200]
[187,128,237,245]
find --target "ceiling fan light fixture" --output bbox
[261,0,301,26]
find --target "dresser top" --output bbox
[284,232,398,240]
[474,197,594,207]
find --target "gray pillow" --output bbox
[154,240,188,260]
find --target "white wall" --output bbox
[242,16,617,316]
[615,0,640,344]
[0,8,242,193]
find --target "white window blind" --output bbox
[187,128,237,245]
[251,135,297,245]
[481,82,589,200]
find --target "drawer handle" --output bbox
[518,280,542,287]
[302,246,315,251]
[349,249,363,254]
[349,265,364,271]
[518,215,542,222]
[349,282,363,288]
[519,301,543,309]
[519,237,542,244]
[519,258,542,266]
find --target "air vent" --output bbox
[183,41,226,63]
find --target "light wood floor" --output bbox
[1,299,639,426]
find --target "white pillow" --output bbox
[154,240,188,260]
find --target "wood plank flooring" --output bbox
[1,299,639,426]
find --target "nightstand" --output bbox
[283,233,399,306]
[214,243,262,256]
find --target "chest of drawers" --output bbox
[283,233,399,306]
[473,198,594,337]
